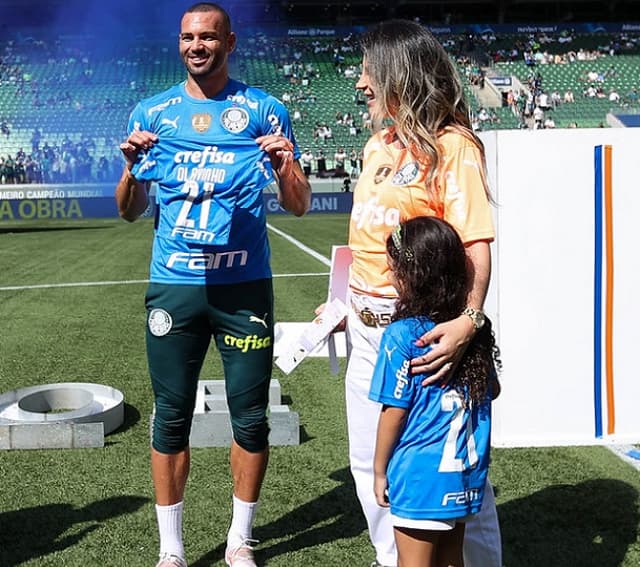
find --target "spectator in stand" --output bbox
[585,84,597,98]
[300,148,314,177]
[31,128,42,153]
[349,148,359,178]
[316,149,327,177]
[334,146,348,177]
[537,90,551,110]
[314,123,325,144]
[97,156,110,182]
[361,109,372,130]
[24,155,42,183]
[626,87,638,104]
[1,156,15,183]
[533,105,545,129]
[14,154,26,183]
[477,107,491,123]
[523,92,535,117]
[609,88,621,103]
[506,89,520,117]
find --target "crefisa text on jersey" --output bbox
[173,146,236,165]
[393,359,411,399]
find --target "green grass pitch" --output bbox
[0,214,638,566]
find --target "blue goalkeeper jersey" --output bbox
[128,79,300,285]
[369,317,492,521]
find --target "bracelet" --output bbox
[462,307,485,331]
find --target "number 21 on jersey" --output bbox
[175,180,215,229]
[438,390,479,473]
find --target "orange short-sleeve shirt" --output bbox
[348,127,495,298]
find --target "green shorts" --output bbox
[145,279,274,454]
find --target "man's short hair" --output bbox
[184,2,231,34]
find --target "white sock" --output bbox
[156,502,185,558]
[227,495,259,546]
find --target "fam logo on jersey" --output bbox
[227,93,259,110]
[148,96,182,116]
[221,107,249,134]
[392,161,420,186]
[374,166,392,184]
[192,113,212,133]
[148,308,173,337]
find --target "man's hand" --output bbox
[257,134,295,179]
[119,130,158,169]
[411,314,476,386]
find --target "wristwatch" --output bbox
[462,307,485,331]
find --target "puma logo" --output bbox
[384,344,396,362]
[249,314,268,328]
[161,116,180,129]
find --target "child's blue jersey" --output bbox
[369,317,492,521]
[128,79,300,285]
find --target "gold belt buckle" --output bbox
[359,307,378,327]
[357,307,392,327]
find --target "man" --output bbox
[333,146,347,178]
[114,4,310,567]
[300,148,314,177]
[315,149,326,177]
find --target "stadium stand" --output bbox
[2,24,640,183]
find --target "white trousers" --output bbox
[345,295,502,567]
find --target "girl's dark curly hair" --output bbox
[386,216,501,404]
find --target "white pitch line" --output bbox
[274,272,329,278]
[0,225,332,292]
[0,279,150,291]
[606,445,640,472]
[267,222,332,267]
[0,272,329,292]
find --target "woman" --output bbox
[345,19,501,567]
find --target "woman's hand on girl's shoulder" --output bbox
[410,314,476,386]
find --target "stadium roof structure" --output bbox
[1,0,640,27]
[282,0,640,25]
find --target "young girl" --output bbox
[369,216,501,567]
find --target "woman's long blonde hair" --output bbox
[360,20,489,198]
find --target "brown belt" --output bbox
[352,305,393,328]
